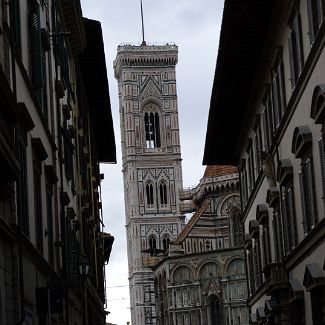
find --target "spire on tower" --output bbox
[140,0,146,45]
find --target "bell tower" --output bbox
[114,44,185,325]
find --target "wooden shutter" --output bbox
[29,4,43,91]
[287,185,297,248]
[318,135,325,201]
[288,33,296,89]
[307,0,317,45]
[272,75,280,127]
[305,158,317,230]
[296,14,304,75]
[10,0,21,52]
[281,190,290,255]
[299,170,308,235]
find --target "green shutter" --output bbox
[10,0,21,53]
[29,4,44,93]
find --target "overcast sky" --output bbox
[80,1,224,324]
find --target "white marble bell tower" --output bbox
[114,43,185,325]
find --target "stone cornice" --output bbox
[114,44,178,79]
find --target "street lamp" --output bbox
[79,255,90,276]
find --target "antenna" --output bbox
[140,0,146,45]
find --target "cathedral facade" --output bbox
[153,166,249,325]
[114,44,185,325]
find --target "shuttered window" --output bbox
[33,159,43,253]
[272,56,286,128]
[288,11,304,89]
[29,4,43,98]
[318,135,325,202]
[273,207,284,261]
[10,0,21,53]
[281,180,297,255]
[307,0,325,45]
[299,157,317,235]
[240,161,248,209]
[262,91,274,151]
[16,137,29,236]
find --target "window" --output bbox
[288,9,304,89]
[159,181,168,206]
[299,156,317,234]
[32,139,47,253]
[253,115,263,174]
[16,137,29,236]
[46,178,54,266]
[33,156,43,252]
[273,204,284,262]
[262,86,275,151]
[246,140,255,192]
[148,236,156,256]
[232,208,244,247]
[277,159,298,255]
[245,239,256,295]
[272,54,286,128]
[217,237,224,250]
[307,0,325,45]
[162,236,170,252]
[62,127,74,181]
[292,126,317,235]
[249,220,263,289]
[10,0,21,53]
[29,3,44,106]
[144,110,160,148]
[146,182,154,206]
[239,159,248,208]
[256,204,271,267]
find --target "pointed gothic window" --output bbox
[159,180,168,205]
[148,236,156,257]
[163,236,170,252]
[145,111,160,148]
[146,182,154,206]
[232,208,244,247]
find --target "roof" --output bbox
[204,165,238,177]
[78,18,116,163]
[203,0,277,165]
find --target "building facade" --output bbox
[114,44,185,325]
[0,1,115,324]
[153,165,249,325]
[204,1,325,324]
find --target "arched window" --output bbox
[148,236,156,256]
[163,236,170,252]
[159,181,168,205]
[146,182,154,206]
[232,208,244,247]
[145,111,160,148]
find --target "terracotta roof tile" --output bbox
[203,165,238,178]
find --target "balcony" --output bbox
[142,255,159,267]
[178,188,193,200]
[179,201,196,213]
[264,263,288,294]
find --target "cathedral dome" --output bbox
[203,165,238,178]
